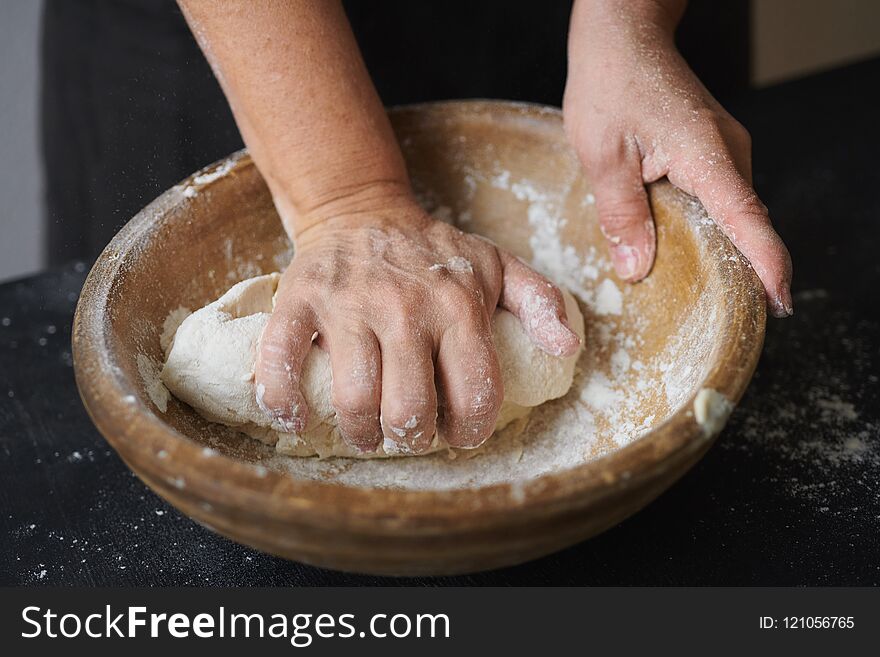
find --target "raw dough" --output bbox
[161,273,584,458]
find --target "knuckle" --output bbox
[446,374,503,425]
[383,311,425,343]
[260,312,311,353]
[331,383,378,419]
[686,112,728,148]
[730,189,769,221]
[538,280,565,310]
[719,113,751,145]
[258,336,293,364]
[255,349,298,386]
[595,129,639,166]
[377,289,426,334]
[572,127,621,171]
[597,197,648,235]
[744,198,770,221]
[582,139,614,171]
[443,286,487,325]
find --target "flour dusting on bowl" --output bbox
[261,171,720,490]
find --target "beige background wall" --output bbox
[752,0,880,86]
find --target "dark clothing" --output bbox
[41,0,241,264]
[40,0,749,266]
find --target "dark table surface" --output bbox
[3,59,879,586]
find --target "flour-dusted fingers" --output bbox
[588,136,657,282]
[327,324,382,452]
[670,149,793,318]
[435,307,503,449]
[378,330,437,455]
[254,303,317,433]
[576,131,657,282]
[499,251,581,358]
[562,0,794,319]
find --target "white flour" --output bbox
[135,152,733,493]
[175,152,245,199]
[263,170,717,490]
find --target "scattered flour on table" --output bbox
[720,290,879,511]
[730,386,879,505]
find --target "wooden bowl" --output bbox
[73,101,765,576]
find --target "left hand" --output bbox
[563,0,793,317]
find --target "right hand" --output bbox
[254,196,581,454]
[563,0,793,317]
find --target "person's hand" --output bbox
[563,0,793,317]
[254,198,581,453]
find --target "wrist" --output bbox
[564,0,684,117]
[569,0,682,69]
[272,175,415,239]
[280,181,428,244]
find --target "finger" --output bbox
[436,308,503,449]
[327,325,382,452]
[591,138,656,282]
[254,303,317,433]
[378,332,437,455]
[671,155,793,317]
[499,251,581,357]
[719,113,754,186]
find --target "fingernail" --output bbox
[770,288,794,318]
[382,436,413,456]
[611,244,640,281]
[456,435,490,450]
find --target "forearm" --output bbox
[570,0,685,41]
[178,0,409,238]
[568,0,685,75]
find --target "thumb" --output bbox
[592,141,657,282]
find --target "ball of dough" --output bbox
[161,273,584,458]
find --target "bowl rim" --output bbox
[72,99,766,531]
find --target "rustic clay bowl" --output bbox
[73,101,765,576]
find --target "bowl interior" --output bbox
[85,101,764,493]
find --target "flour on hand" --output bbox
[160,273,585,458]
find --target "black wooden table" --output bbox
[2,59,879,586]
